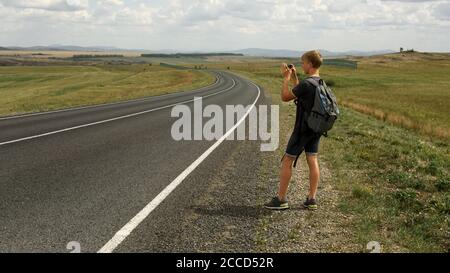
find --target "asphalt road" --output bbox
[0,71,269,252]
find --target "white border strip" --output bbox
[0,78,235,147]
[98,82,261,253]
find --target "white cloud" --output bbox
[101,0,123,5]
[0,0,88,11]
[434,1,450,20]
[0,0,449,51]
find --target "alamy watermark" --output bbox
[170,97,279,152]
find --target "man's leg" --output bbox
[306,154,320,200]
[278,155,295,201]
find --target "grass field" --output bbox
[328,53,450,140]
[204,52,450,141]
[214,54,449,252]
[0,64,215,117]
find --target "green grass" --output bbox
[323,108,449,252]
[0,64,215,117]
[322,53,450,140]
[217,57,449,252]
[206,53,450,141]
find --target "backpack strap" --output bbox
[299,77,320,112]
[305,77,321,87]
[293,154,300,168]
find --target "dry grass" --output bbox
[340,100,450,140]
[0,64,215,117]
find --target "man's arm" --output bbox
[281,78,297,102]
[291,70,300,86]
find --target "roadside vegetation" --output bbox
[0,64,215,117]
[209,53,449,252]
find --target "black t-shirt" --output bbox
[291,76,320,134]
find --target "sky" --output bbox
[0,0,449,52]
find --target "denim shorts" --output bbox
[285,131,321,158]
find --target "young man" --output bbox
[264,50,324,211]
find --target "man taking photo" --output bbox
[264,50,324,211]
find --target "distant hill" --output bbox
[49,45,121,51]
[233,48,396,58]
[351,51,450,64]
[234,48,302,58]
[2,45,123,52]
[141,53,244,58]
[1,44,396,57]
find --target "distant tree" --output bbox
[400,47,404,52]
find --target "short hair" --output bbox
[301,50,323,69]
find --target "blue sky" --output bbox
[0,0,449,52]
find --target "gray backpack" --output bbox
[304,78,340,136]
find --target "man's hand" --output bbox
[280,63,299,85]
[289,64,300,85]
[280,63,297,102]
[280,63,292,81]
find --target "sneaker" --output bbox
[264,197,290,210]
[303,197,318,210]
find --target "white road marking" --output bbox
[0,75,220,121]
[0,78,235,147]
[98,81,261,253]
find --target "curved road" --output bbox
[0,71,269,252]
